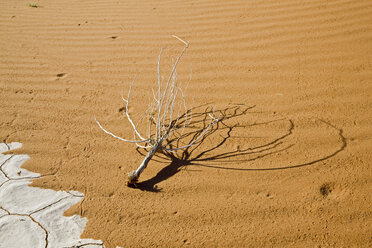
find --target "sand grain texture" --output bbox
[1,0,372,247]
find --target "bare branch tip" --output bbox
[172,35,189,46]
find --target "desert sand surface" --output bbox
[1,0,371,247]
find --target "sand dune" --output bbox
[1,0,371,247]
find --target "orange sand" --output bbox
[1,0,371,247]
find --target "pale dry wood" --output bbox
[95,36,219,185]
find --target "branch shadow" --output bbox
[132,105,347,192]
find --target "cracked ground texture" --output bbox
[0,142,106,248]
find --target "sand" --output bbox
[1,0,371,247]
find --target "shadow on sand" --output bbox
[129,105,346,192]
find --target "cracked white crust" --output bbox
[0,142,108,248]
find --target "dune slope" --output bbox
[1,0,371,247]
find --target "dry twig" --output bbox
[95,36,219,185]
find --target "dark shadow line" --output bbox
[193,120,294,162]
[130,104,346,191]
[194,119,346,171]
